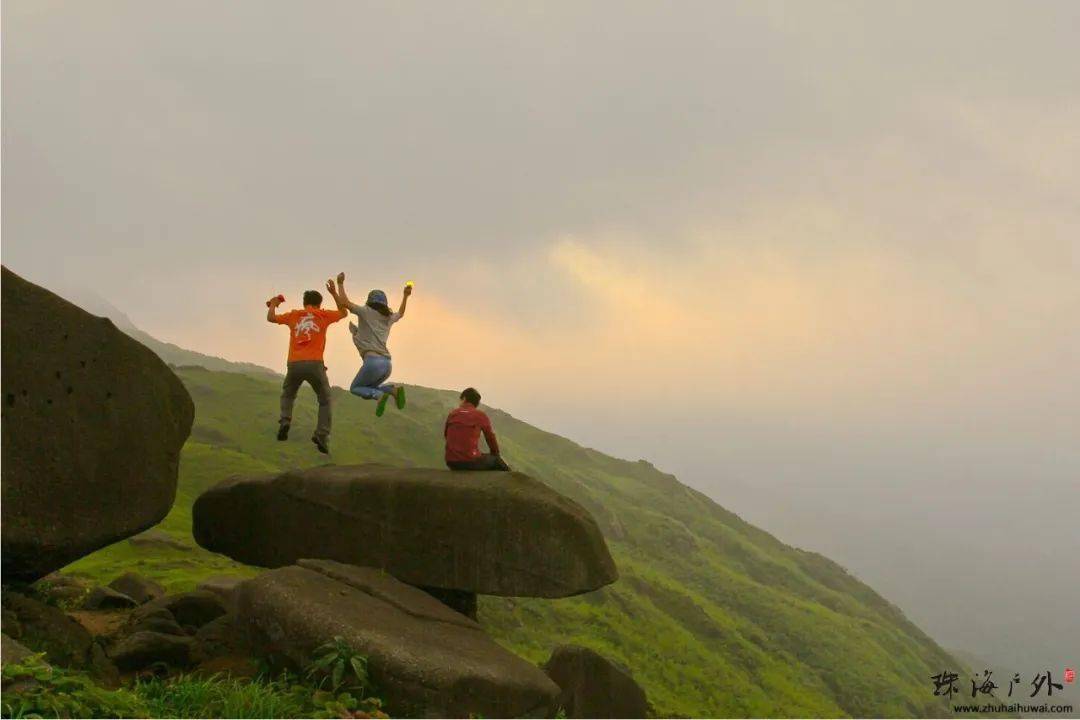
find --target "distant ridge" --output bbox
[53,285,278,377]
[127,327,279,378]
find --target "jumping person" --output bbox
[444,387,511,471]
[266,280,347,454]
[335,272,411,417]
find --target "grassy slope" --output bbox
[67,366,960,717]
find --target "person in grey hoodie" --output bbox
[335,272,411,417]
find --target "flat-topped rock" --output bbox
[237,561,559,717]
[193,464,617,598]
[1,267,194,582]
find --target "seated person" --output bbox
[444,387,510,471]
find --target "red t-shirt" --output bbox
[272,306,347,362]
[444,404,500,461]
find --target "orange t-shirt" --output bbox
[272,306,347,363]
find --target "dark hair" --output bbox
[460,387,481,406]
[366,300,392,317]
[302,290,323,307]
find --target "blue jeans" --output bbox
[350,354,394,400]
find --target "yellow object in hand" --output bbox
[405,281,415,288]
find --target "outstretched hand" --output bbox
[337,272,345,285]
[403,283,413,297]
[325,279,336,295]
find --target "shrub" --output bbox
[1,655,146,718]
[305,636,371,696]
[1,655,387,719]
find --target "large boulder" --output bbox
[125,605,186,637]
[237,559,560,718]
[194,464,617,598]
[1,267,195,582]
[542,645,649,719]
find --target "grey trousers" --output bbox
[280,361,332,439]
[446,454,511,472]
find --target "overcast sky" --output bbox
[4,0,1078,675]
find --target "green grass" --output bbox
[1,655,385,719]
[65,365,964,717]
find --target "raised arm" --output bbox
[325,279,347,313]
[266,295,285,323]
[335,272,360,312]
[397,283,412,318]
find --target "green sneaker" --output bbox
[395,385,407,410]
[376,393,390,417]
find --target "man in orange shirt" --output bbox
[266,280,347,454]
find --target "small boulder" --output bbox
[108,573,166,605]
[543,645,649,719]
[81,587,137,611]
[141,591,227,630]
[0,592,92,668]
[1,267,195,582]
[109,631,195,671]
[237,560,559,718]
[194,614,243,659]
[88,641,121,688]
[33,573,91,606]
[194,463,617,598]
[127,606,185,637]
[2,634,34,666]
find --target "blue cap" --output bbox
[367,289,388,306]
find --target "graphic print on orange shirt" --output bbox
[274,306,346,363]
[294,312,320,345]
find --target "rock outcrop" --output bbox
[543,645,649,719]
[194,464,617,598]
[1,267,195,582]
[236,559,560,717]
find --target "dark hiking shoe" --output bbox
[376,393,390,417]
[395,385,407,410]
[311,435,329,454]
[277,423,290,441]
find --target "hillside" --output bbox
[125,329,278,378]
[66,365,963,717]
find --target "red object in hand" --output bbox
[266,294,285,307]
